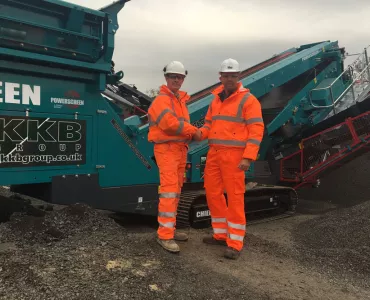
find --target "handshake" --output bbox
[192,129,203,141]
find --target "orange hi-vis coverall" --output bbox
[148,85,198,240]
[200,82,264,251]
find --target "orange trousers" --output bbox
[204,147,246,251]
[154,143,187,240]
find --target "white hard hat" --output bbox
[163,61,188,76]
[220,58,240,73]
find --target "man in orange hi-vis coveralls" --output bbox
[148,61,202,253]
[195,58,264,260]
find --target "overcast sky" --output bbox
[69,0,370,94]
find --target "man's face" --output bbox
[219,72,240,92]
[165,73,185,93]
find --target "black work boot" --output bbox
[224,247,241,260]
[202,235,227,246]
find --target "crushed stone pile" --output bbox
[293,200,370,288]
[0,203,119,245]
[0,203,262,300]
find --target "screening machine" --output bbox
[1,0,369,228]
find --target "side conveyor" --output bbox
[280,106,370,188]
[188,51,296,104]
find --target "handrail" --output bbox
[310,65,354,93]
[308,45,370,113]
[356,60,370,79]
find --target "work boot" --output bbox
[157,238,180,253]
[224,247,241,260]
[174,231,188,241]
[202,235,227,246]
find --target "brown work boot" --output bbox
[157,238,180,253]
[174,231,188,241]
[224,247,241,260]
[202,235,227,246]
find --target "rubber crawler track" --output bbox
[176,188,298,229]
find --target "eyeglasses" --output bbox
[166,74,185,80]
[221,74,239,79]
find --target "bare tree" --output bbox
[146,87,160,98]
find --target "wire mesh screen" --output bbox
[191,118,205,128]
[280,151,302,181]
[301,123,354,173]
[280,111,370,182]
[352,113,370,139]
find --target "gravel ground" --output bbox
[1,199,370,299]
[291,152,370,290]
[293,200,370,290]
[0,152,369,299]
[0,202,264,300]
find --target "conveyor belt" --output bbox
[280,109,370,187]
[187,51,295,104]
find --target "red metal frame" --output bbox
[279,111,370,189]
[279,150,302,182]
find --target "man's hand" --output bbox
[193,130,202,141]
[238,158,251,171]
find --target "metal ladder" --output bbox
[309,45,370,118]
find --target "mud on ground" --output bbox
[0,153,369,300]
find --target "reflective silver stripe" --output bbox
[156,108,176,124]
[209,139,246,147]
[178,117,190,123]
[236,93,250,118]
[155,139,189,144]
[212,115,244,123]
[228,221,246,230]
[212,217,227,223]
[151,94,191,128]
[247,139,261,146]
[228,233,244,241]
[245,117,263,125]
[213,228,228,234]
[159,221,175,228]
[211,115,262,124]
[156,93,177,112]
[159,192,180,198]
[203,125,210,130]
[150,93,170,110]
[155,93,177,118]
[176,120,184,135]
[158,212,176,218]
[205,119,211,124]
[171,100,175,114]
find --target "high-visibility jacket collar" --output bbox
[159,85,190,102]
[212,82,250,101]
